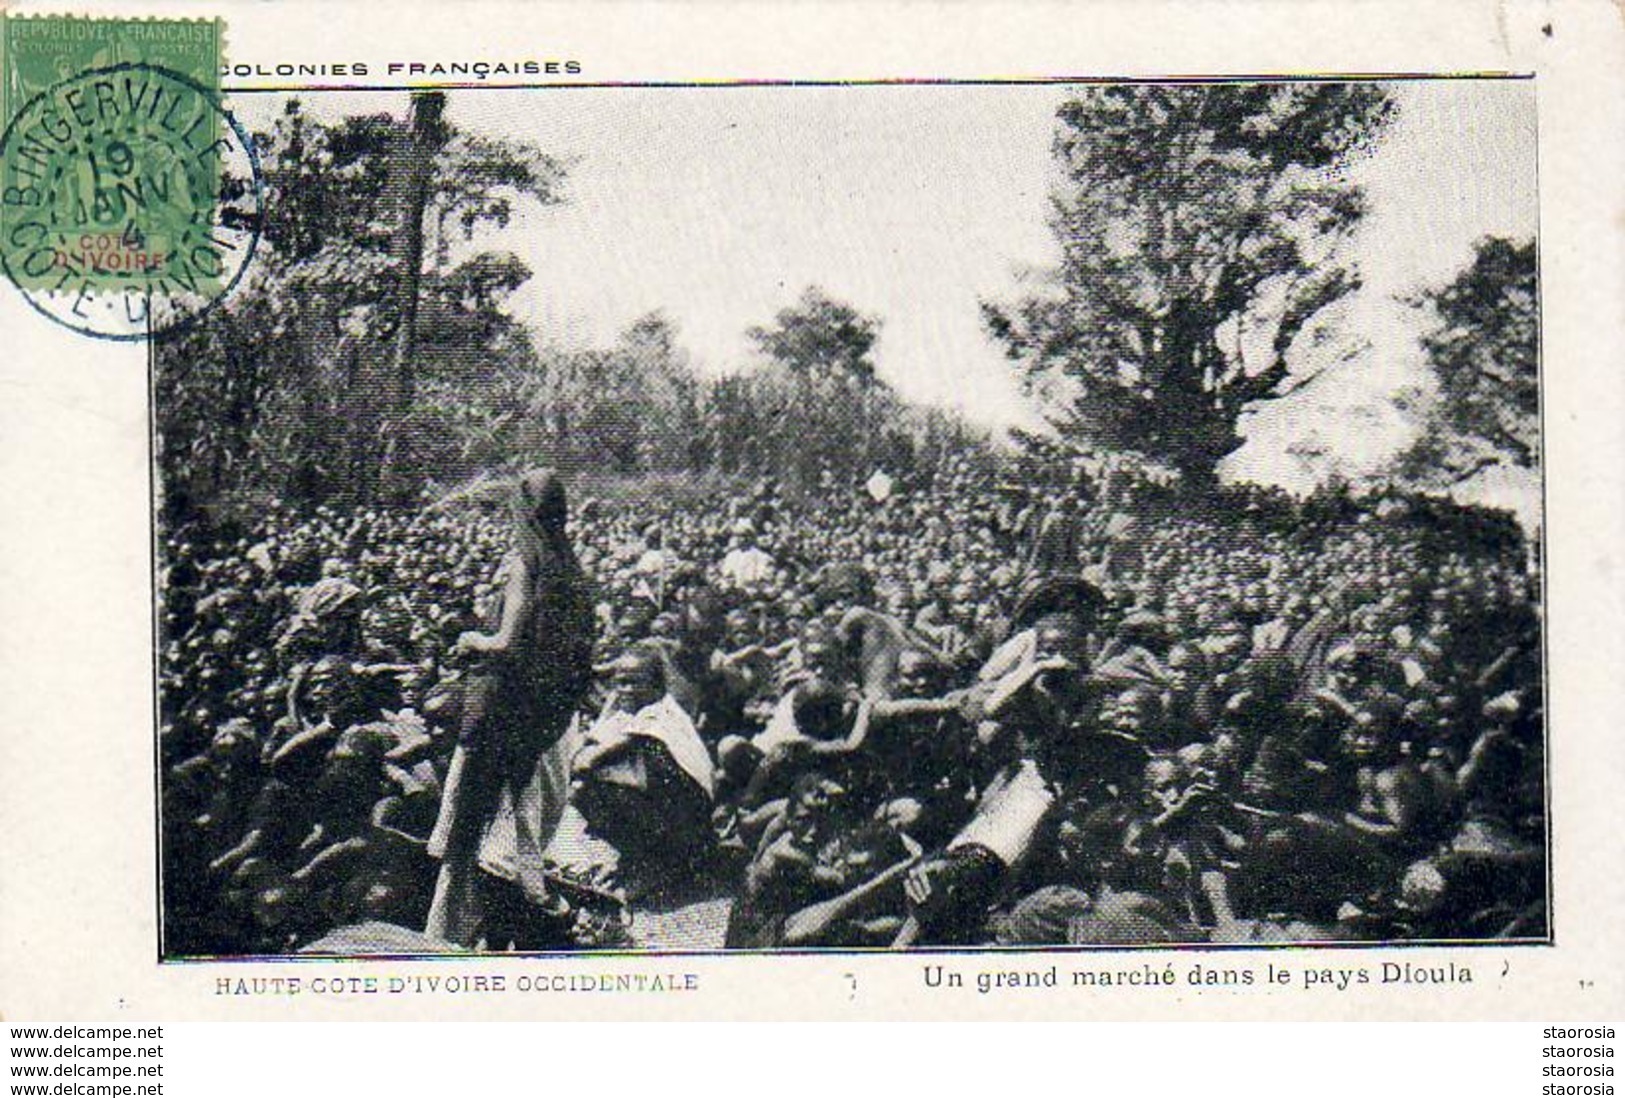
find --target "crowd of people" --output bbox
[158,456,1546,955]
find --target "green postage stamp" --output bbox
[0,14,261,339]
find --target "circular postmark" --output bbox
[0,61,263,341]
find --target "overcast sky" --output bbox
[235,80,1536,486]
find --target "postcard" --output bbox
[0,0,1620,1021]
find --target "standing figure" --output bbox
[425,470,595,947]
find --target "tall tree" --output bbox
[747,287,885,485]
[1390,236,1538,488]
[983,84,1395,484]
[617,312,704,472]
[372,91,449,504]
[748,286,880,388]
[154,96,566,510]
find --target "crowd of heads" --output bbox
[159,456,1545,955]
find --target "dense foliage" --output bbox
[1391,236,1539,488]
[984,85,1396,483]
[156,104,990,521]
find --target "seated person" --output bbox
[1097,683,1176,755]
[726,772,853,948]
[1161,642,1217,728]
[737,679,874,810]
[260,655,369,787]
[899,755,1057,947]
[897,613,1157,947]
[818,562,953,699]
[980,616,1148,800]
[778,822,919,948]
[285,726,410,933]
[912,586,984,673]
[1237,702,1446,925]
[182,718,263,856]
[1093,610,1172,680]
[569,645,718,876]
[1328,702,1449,858]
[274,576,363,668]
[712,608,791,693]
[1122,753,1234,929]
[863,649,977,847]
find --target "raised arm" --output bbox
[782,856,918,946]
[983,657,1069,719]
[871,691,967,720]
[807,698,875,757]
[208,828,263,876]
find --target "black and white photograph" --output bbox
[152,78,1546,958]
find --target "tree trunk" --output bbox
[294,297,343,505]
[373,91,448,507]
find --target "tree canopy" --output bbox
[156,110,988,519]
[984,84,1396,484]
[748,286,880,388]
[155,97,566,512]
[1390,236,1539,489]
